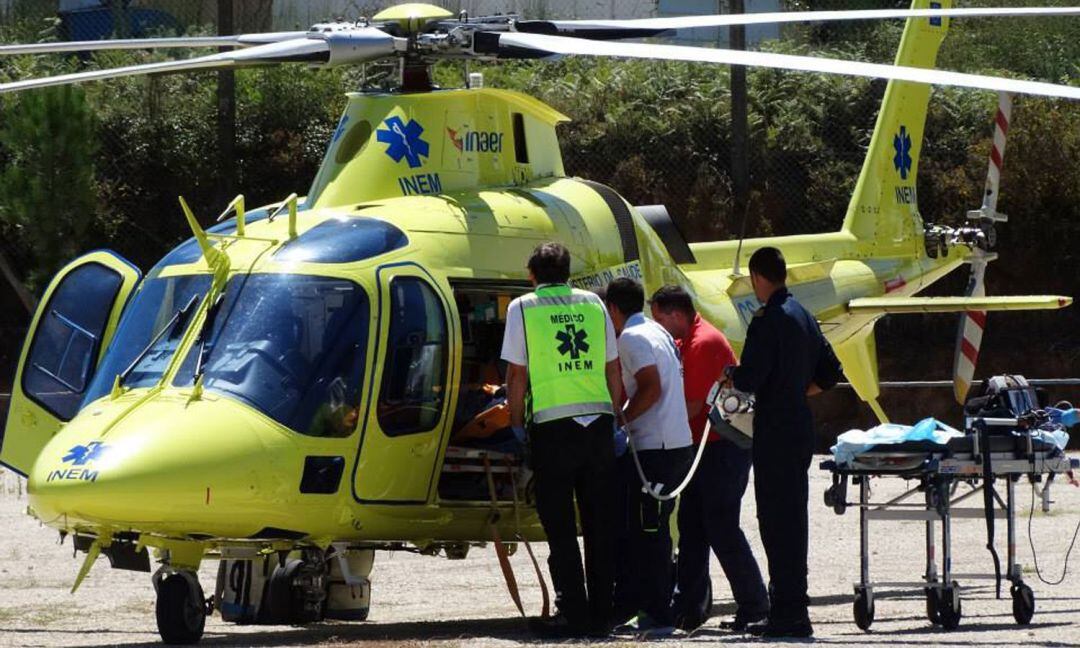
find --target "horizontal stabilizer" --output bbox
[849,295,1072,315]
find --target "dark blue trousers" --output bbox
[613,446,693,625]
[753,424,814,623]
[673,440,769,623]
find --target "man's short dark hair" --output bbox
[748,247,787,284]
[527,242,571,284]
[605,277,644,317]
[650,284,695,317]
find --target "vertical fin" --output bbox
[842,0,951,253]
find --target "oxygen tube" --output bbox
[625,415,713,502]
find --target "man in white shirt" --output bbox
[604,277,693,635]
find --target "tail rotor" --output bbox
[953,92,1013,404]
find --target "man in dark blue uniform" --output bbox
[730,247,842,638]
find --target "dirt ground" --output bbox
[2,461,1080,648]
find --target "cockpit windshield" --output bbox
[173,274,370,438]
[82,274,213,408]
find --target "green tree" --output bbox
[0,85,98,295]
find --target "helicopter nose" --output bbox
[27,394,296,538]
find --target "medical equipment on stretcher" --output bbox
[820,375,1079,632]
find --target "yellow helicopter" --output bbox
[1,1,1078,643]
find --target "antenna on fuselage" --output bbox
[179,196,231,284]
[731,201,752,276]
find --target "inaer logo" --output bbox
[377,116,429,168]
[446,126,504,153]
[447,127,464,152]
[49,441,110,483]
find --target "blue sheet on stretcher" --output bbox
[830,417,1071,466]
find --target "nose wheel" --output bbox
[155,572,207,644]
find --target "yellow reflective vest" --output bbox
[521,284,613,424]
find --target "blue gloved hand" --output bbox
[1050,408,1080,428]
[512,425,527,444]
[613,425,629,458]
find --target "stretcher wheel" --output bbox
[936,583,962,630]
[824,483,847,515]
[1011,583,1035,625]
[924,587,942,625]
[853,586,874,631]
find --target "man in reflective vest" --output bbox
[502,241,623,638]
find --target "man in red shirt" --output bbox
[650,285,769,632]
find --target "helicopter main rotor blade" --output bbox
[516,6,1080,38]
[495,32,1080,101]
[0,37,329,94]
[0,31,309,57]
[0,27,399,94]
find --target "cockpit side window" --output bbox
[377,277,449,436]
[24,262,123,420]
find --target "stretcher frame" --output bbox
[820,417,1077,631]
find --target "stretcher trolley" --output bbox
[821,408,1077,632]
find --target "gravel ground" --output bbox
[2,460,1080,648]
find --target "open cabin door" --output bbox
[352,263,457,503]
[1,251,141,476]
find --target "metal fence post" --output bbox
[218,0,237,205]
[729,0,749,220]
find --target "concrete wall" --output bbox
[659,0,780,44]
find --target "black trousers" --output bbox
[752,425,814,622]
[530,414,616,627]
[673,440,769,623]
[613,445,693,625]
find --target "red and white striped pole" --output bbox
[953,92,1013,405]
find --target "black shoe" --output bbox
[675,614,705,632]
[746,618,814,638]
[527,614,587,638]
[720,611,769,632]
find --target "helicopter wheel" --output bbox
[264,558,327,625]
[156,573,206,645]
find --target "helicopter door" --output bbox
[0,250,141,476]
[353,265,456,503]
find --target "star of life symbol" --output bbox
[376,116,430,168]
[893,125,913,180]
[555,324,590,360]
[62,441,109,466]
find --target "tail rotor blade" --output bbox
[953,259,988,405]
[954,93,1016,405]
